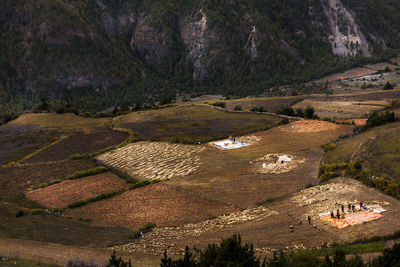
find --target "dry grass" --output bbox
[26,172,129,209]
[9,113,111,133]
[113,105,281,143]
[65,183,241,228]
[292,100,387,119]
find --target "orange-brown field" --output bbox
[278,119,340,133]
[318,67,377,82]
[26,172,129,209]
[64,183,241,228]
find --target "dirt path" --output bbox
[0,238,160,267]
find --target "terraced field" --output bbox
[114,105,282,143]
[97,142,206,180]
[292,99,388,119]
[65,183,241,228]
[26,172,129,209]
[23,130,127,163]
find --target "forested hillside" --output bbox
[0,0,399,120]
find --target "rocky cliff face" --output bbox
[1,0,399,102]
[180,10,215,80]
[320,0,370,57]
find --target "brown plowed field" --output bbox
[65,183,241,228]
[24,130,127,163]
[26,172,129,209]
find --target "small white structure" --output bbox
[212,139,248,150]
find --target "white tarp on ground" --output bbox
[278,155,292,162]
[365,204,387,213]
[212,140,249,150]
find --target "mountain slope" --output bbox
[0,0,399,116]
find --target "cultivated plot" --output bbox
[26,172,129,209]
[23,130,127,163]
[128,178,400,255]
[0,159,96,200]
[65,183,241,228]
[292,99,388,119]
[114,105,282,143]
[97,142,205,180]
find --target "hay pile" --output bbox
[256,154,305,175]
[115,206,278,255]
[279,120,339,133]
[236,136,261,146]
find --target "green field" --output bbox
[324,122,400,182]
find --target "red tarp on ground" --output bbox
[320,211,384,229]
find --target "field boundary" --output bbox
[192,104,302,120]
[19,135,69,163]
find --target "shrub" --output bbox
[67,200,87,209]
[318,163,348,180]
[279,118,290,125]
[130,180,151,190]
[39,182,48,188]
[50,179,62,185]
[209,102,226,108]
[280,107,295,116]
[322,142,337,152]
[234,105,242,110]
[251,106,266,112]
[31,208,45,215]
[106,251,132,267]
[129,179,162,190]
[25,187,33,193]
[16,210,25,218]
[69,153,88,160]
[365,111,395,129]
[2,161,19,167]
[139,222,156,233]
[67,167,108,180]
[161,234,264,267]
[67,190,126,209]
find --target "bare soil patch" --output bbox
[279,120,340,133]
[26,172,129,209]
[65,183,240,228]
[23,130,127,163]
[97,142,205,180]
